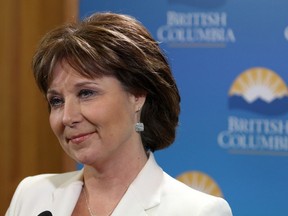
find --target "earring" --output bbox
[135,122,144,132]
[135,106,144,132]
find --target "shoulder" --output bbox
[6,171,83,216]
[17,170,83,190]
[159,172,232,216]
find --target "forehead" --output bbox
[48,60,99,87]
[52,61,79,78]
[48,61,126,92]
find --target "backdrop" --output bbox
[80,1,288,215]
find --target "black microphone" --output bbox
[38,210,52,216]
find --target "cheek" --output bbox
[49,113,62,137]
[84,101,134,130]
[109,103,136,130]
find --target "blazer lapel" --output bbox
[112,153,163,216]
[112,193,148,216]
[52,170,84,215]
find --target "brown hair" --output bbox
[32,12,180,151]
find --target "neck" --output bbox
[81,150,148,216]
[83,148,148,192]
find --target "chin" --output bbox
[73,152,97,166]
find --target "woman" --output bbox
[6,12,232,216]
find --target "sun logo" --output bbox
[228,67,288,115]
[176,171,223,197]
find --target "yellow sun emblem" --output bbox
[177,171,223,197]
[229,67,288,103]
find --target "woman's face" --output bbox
[47,61,145,166]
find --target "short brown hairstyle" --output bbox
[32,12,180,151]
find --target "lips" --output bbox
[67,132,94,144]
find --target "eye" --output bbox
[48,96,64,108]
[78,89,95,99]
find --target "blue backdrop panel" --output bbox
[80,1,288,215]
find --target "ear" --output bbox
[134,93,146,112]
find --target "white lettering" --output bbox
[166,11,227,27]
[157,26,235,43]
[157,11,236,46]
[218,131,288,151]
[227,116,288,135]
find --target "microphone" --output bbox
[38,210,52,216]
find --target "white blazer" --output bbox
[6,153,232,216]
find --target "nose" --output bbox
[62,98,82,127]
